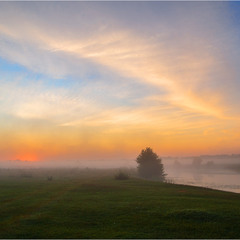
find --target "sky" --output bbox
[0,2,240,165]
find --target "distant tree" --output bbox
[192,157,203,168]
[205,160,214,168]
[136,147,166,181]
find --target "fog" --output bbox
[163,155,240,193]
[0,158,135,169]
[0,154,239,193]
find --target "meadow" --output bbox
[0,168,240,239]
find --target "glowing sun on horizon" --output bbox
[16,154,39,162]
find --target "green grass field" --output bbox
[0,168,240,239]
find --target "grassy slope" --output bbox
[0,170,240,239]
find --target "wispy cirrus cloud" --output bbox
[0,2,239,119]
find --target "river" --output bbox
[166,167,240,193]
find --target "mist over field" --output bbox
[1,153,240,193]
[1,153,240,168]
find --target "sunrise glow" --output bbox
[16,154,38,162]
[0,2,240,165]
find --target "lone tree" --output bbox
[136,147,166,181]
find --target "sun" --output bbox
[17,153,39,162]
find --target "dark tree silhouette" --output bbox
[136,147,166,181]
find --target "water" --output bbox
[166,167,240,193]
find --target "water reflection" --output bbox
[166,167,240,193]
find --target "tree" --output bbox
[192,157,203,168]
[136,147,166,181]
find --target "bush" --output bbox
[47,176,53,181]
[115,171,129,180]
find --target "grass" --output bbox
[0,168,240,238]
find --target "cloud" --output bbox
[0,2,239,121]
[0,2,240,157]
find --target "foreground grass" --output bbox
[0,168,240,238]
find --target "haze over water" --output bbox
[166,167,240,194]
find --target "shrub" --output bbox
[115,171,129,180]
[47,176,53,181]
